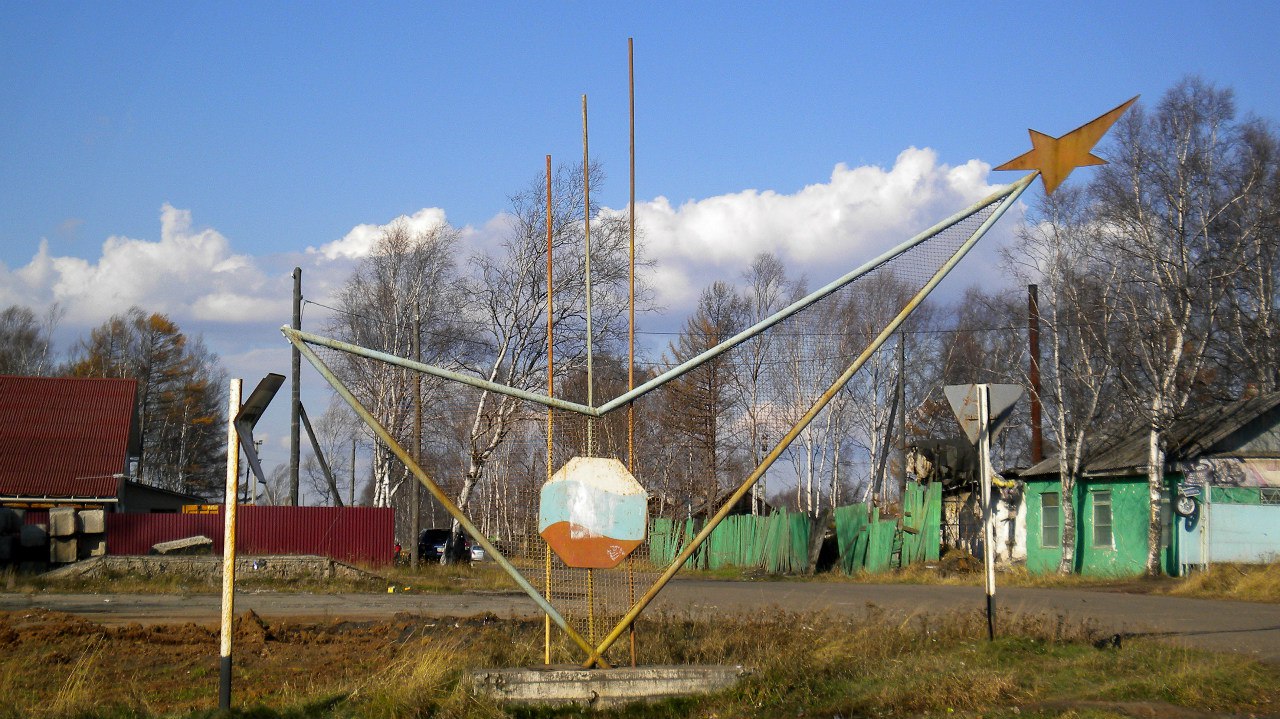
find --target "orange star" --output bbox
[995,96,1138,194]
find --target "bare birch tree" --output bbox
[1008,186,1123,572]
[327,220,462,507]
[445,162,638,551]
[1092,78,1265,574]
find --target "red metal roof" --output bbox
[0,375,138,499]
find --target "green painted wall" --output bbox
[1024,474,1178,576]
[1209,486,1264,504]
[1024,479,1063,574]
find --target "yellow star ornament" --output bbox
[996,96,1138,194]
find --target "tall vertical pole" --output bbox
[412,306,422,570]
[1028,284,1044,464]
[219,379,242,710]
[582,95,595,456]
[626,36,638,668]
[544,153,555,665]
[896,332,907,502]
[581,94,597,641]
[979,383,997,641]
[290,267,302,506]
[349,438,356,507]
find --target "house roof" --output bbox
[0,375,139,499]
[1019,391,1280,479]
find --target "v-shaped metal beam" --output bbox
[286,173,1034,667]
[283,176,1032,422]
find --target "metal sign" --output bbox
[945,383,1023,445]
[539,457,648,569]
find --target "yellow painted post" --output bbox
[219,379,241,709]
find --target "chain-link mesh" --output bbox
[300,188,1010,665]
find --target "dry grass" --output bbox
[7,560,518,597]
[377,563,518,594]
[1,608,1276,718]
[1159,562,1280,602]
[43,637,107,719]
[830,558,1280,604]
[352,636,482,719]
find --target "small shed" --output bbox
[1018,392,1280,576]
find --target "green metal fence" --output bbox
[836,482,942,574]
[649,511,810,573]
[648,483,942,576]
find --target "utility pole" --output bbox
[290,267,302,506]
[1028,284,1044,464]
[411,305,422,569]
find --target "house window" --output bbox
[1092,491,1113,548]
[1040,492,1060,548]
[1262,488,1280,505]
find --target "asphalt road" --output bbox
[3,580,1278,662]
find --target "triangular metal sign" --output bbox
[945,383,1023,445]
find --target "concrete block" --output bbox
[78,533,106,559]
[50,536,77,564]
[19,524,47,548]
[78,509,106,534]
[151,535,213,555]
[48,507,76,537]
[0,535,12,562]
[470,664,747,708]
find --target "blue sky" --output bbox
[3,2,1277,484]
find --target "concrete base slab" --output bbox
[151,535,213,555]
[470,664,747,708]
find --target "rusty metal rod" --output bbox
[583,171,1036,667]
[544,152,555,665]
[582,94,596,455]
[626,35,638,669]
[287,334,609,668]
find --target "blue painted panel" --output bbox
[1179,504,1280,564]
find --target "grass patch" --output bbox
[827,557,1280,602]
[1,607,1275,718]
[1158,562,1280,602]
[5,561,518,597]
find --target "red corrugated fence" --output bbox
[105,506,394,566]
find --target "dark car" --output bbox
[417,528,469,563]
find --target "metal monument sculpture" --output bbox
[283,95,1135,669]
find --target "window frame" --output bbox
[1040,491,1060,548]
[1091,490,1113,548]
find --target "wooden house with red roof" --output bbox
[0,375,202,512]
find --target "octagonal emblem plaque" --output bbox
[539,456,648,569]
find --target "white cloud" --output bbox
[309,207,452,261]
[0,148,1017,366]
[0,204,286,326]
[610,147,1004,318]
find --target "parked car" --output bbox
[417,528,472,563]
[417,528,450,562]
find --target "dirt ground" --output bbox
[0,607,524,715]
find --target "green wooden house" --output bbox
[1017,392,1280,576]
